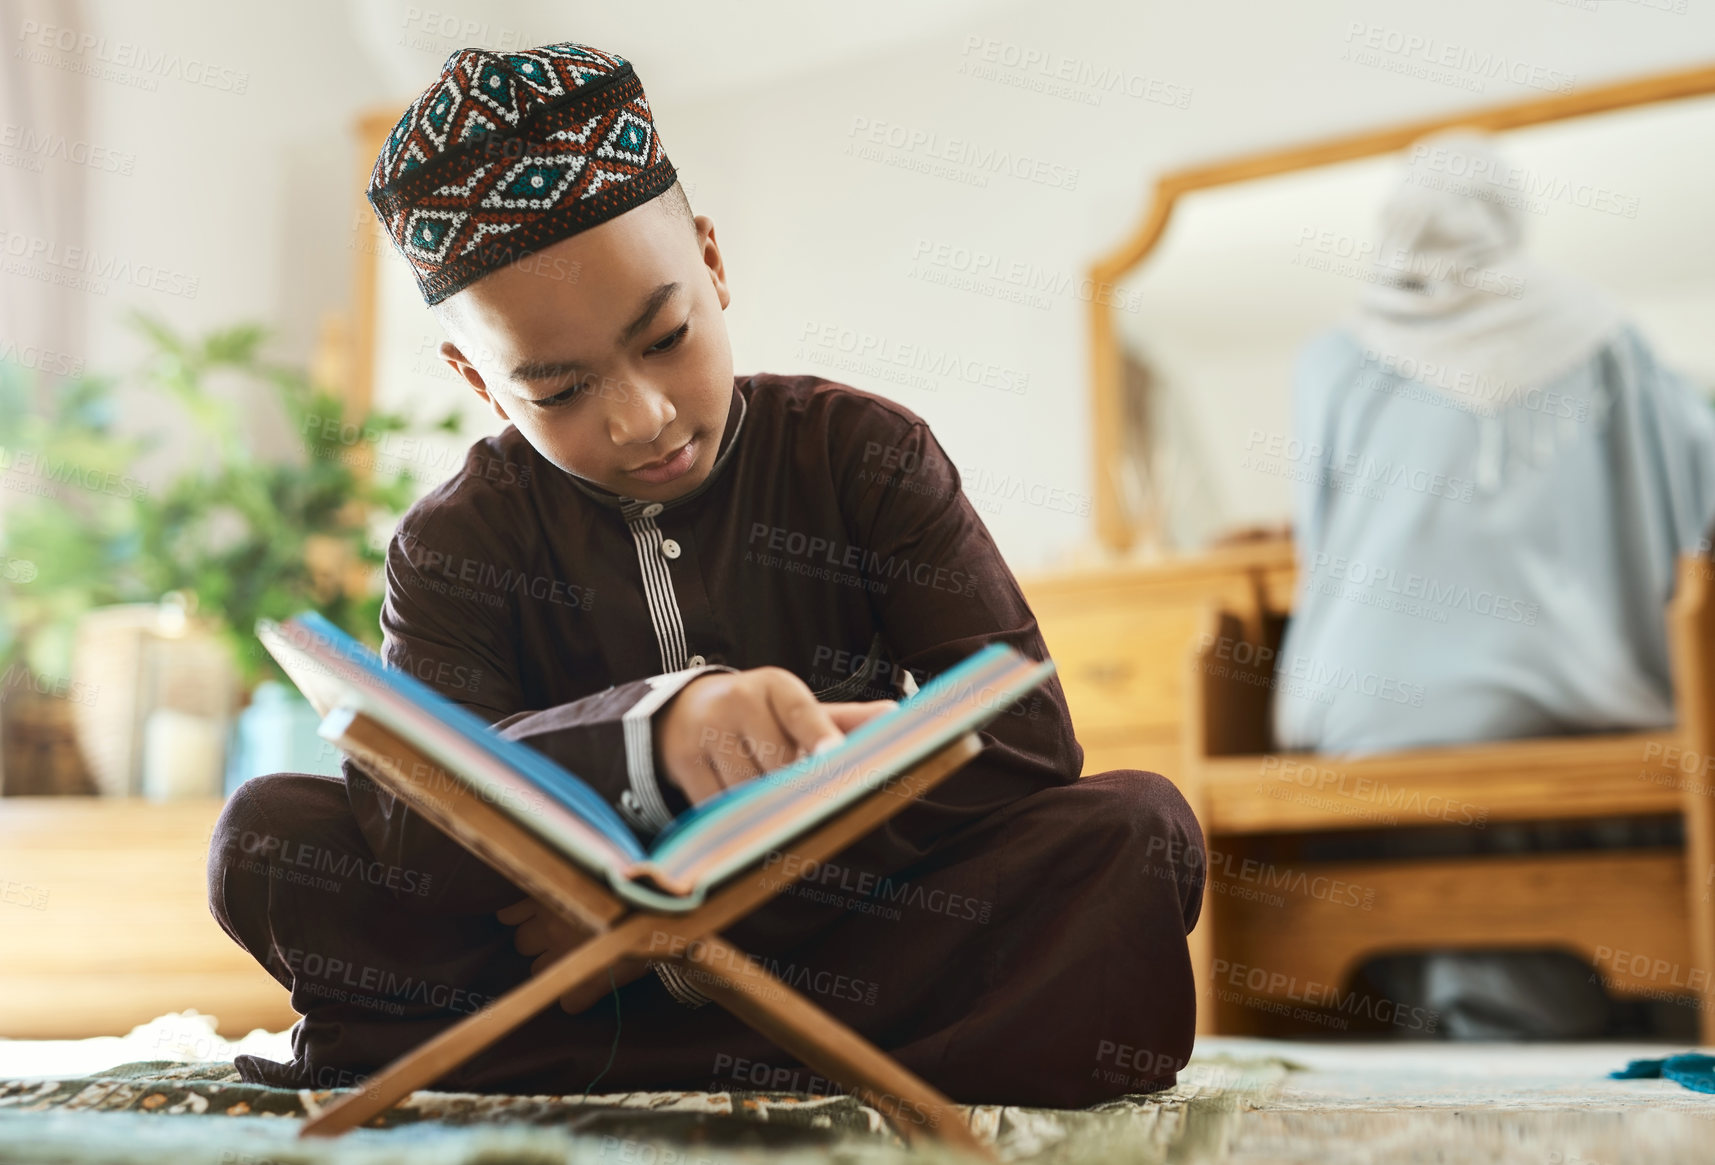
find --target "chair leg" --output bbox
[1190,875,1217,1035]
[679,934,997,1162]
[298,924,642,1137]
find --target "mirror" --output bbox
[1092,65,1715,554]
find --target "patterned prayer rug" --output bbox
[0,1056,1290,1164]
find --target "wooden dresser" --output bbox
[1021,538,1295,783]
[0,798,295,1039]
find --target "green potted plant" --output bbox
[0,313,465,795]
[0,363,150,793]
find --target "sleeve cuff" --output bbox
[618,664,735,836]
[651,961,714,1008]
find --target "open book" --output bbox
[256,612,1056,913]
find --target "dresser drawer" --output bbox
[1036,603,1208,738]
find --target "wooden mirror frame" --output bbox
[1088,61,1715,555]
[347,110,400,423]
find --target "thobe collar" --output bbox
[562,382,748,515]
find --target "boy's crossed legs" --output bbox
[207,768,1203,1107]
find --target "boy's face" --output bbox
[436,198,734,502]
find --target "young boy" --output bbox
[208,41,1204,1108]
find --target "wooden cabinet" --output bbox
[0,798,295,1039]
[1020,539,1295,782]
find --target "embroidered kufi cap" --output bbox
[367,42,676,305]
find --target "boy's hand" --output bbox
[495,895,650,1014]
[655,668,896,805]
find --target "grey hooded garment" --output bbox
[1273,133,1715,754]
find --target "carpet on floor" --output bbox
[0,1055,1290,1164]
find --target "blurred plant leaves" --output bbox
[0,313,464,692]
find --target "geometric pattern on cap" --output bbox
[367,42,675,305]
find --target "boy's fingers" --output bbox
[761,670,844,754]
[737,719,795,778]
[495,897,537,925]
[679,761,727,802]
[704,723,767,785]
[826,700,898,733]
[513,917,548,958]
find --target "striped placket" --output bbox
[577,392,749,842]
[564,394,749,1008]
[616,498,695,831]
[617,497,720,1008]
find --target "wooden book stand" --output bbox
[296,708,994,1159]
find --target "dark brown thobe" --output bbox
[208,374,1205,1108]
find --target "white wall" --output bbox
[649,0,1715,568]
[3,0,391,480]
[17,0,1715,570]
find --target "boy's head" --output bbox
[368,43,733,502]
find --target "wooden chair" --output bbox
[293,707,996,1159]
[1180,553,1715,1042]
